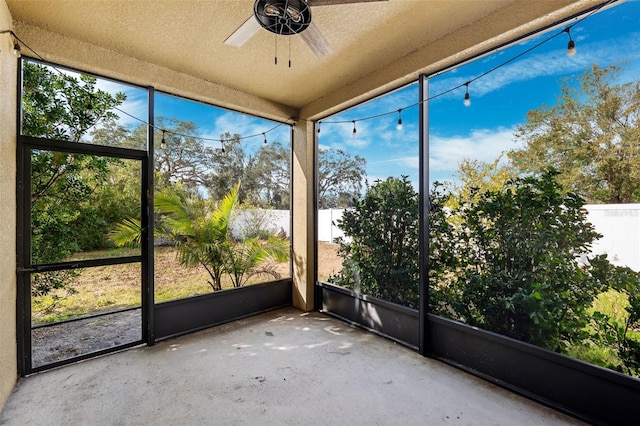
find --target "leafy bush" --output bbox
[330,169,639,373]
[331,176,419,308]
[111,183,289,291]
[587,261,640,376]
[430,170,611,351]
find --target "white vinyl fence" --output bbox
[585,204,640,272]
[231,209,291,239]
[232,205,640,272]
[317,208,346,243]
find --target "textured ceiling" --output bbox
[6,0,599,118]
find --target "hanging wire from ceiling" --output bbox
[3,0,615,143]
[4,30,295,148]
[316,0,616,135]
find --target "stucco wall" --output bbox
[0,0,17,411]
[292,121,315,311]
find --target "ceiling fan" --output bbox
[224,0,388,59]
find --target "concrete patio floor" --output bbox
[0,308,584,425]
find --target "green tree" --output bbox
[91,120,145,150]
[430,170,610,351]
[148,117,218,191]
[23,62,127,295]
[245,141,290,209]
[207,133,248,202]
[332,176,419,308]
[318,148,367,208]
[509,64,640,203]
[450,155,517,204]
[23,62,125,143]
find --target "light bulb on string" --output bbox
[221,140,226,155]
[564,27,576,57]
[160,130,166,150]
[0,0,613,153]
[463,83,471,107]
[263,133,268,146]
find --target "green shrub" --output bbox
[332,176,419,308]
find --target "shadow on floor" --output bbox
[3,308,583,425]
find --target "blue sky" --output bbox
[88,0,639,192]
[85,84,292,154]
[319,0,640,187]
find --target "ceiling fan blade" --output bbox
[299,22,333,58]
[224,16,262,48]
[308,0,388,6]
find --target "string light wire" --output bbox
[317,0,615,130]
[5,0,615,141]
[8,30,294,147]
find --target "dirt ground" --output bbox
[30,242,343,368]
[317,241,343,281]
[31,309,141,368]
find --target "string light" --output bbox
[6,30,293,150]
[564,26,576,56]
[263,132,268,145]
[0,30,20,57]
[463,83,471,107]
[221,140,226,154]
[160,130,166,150]
[316,0,615,138]
[7,0,612,143]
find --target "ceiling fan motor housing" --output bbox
[254,0,312,35]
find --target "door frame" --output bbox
[16,135,151,375]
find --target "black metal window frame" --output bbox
[314,2,640,423]
[17,135,151,375]
[16,57,154,375]
[16,57,296,374]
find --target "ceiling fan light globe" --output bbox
[254,0,312,35]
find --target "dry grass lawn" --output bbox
[33,243,343,324]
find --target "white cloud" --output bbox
[94,79,149,128]
[213,112,268,139]
[320,121,372,149]
[429,127,519,172]
[202,111,291,149]
[369,156,419,170]
[430,32,640,103]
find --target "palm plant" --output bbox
[110,182,289,291]
[154,183,238,291]
[226,236,290,288]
